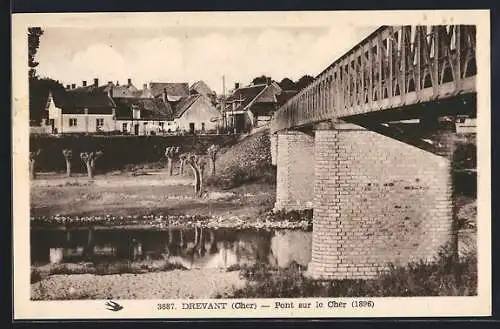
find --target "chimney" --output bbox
[82,80,87,87]
[71,83,76,89]
[128,78,132,85]
[116,81,120,86]
[234,82,240,90]
[94,78,99,87]
[108,81,113,85]
[162,88,167,104]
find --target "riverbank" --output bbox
[31,268,246,300]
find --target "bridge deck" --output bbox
[271,25,477,133]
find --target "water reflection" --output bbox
[31,227,312,270]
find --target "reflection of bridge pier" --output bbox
[270,25,476,280]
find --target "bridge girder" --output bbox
[271,25,477,134]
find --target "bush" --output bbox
[205,130,276,189]
[225,251,477,298]
[31,268,43,283]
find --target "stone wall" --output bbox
[308,124,452,279]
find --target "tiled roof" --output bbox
[148,82,190,98]
[112,84,140,98]
[172,94,201,119]
[114,97,173,120]
[190,80,215,96]
[50,89,115,114]
[225,84,267,110]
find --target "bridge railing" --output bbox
[271,25,477,133]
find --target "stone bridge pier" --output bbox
[271,121,453,279]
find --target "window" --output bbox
[96,118,104,127]
[69,118,77,127]
[122,123,128,132]
[201,122,205,131]
[159,122,164,128]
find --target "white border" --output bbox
[12,10,491,319]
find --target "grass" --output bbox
[205,163,276,190]
[221,248,477,298]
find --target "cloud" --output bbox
[36,26,375,93]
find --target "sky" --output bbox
[35,25,376,94]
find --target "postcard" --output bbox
[12,10,491,319]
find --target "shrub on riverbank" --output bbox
[206,130,276,189]
[223,250,477,298]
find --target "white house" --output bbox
[173,94,221,134]
[43,86,117,134]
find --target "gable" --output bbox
[178,96,219,120]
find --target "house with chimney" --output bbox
[223,81,283,132]
[43,78,117,134]
[141,82,190,102]
[113,87,176,135]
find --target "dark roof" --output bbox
[49,89,115,114]
[148,82,190,98]
[190,80,215,96]
[114,97,174,120]
[225,84,267,110]
[172,94,201,119]
[69,91,115,108]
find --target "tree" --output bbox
[279,78,296,91]
[29,149,41,179]
[252,75,272,85]
[28,27,44,79]
[165,146,180,176]
[207,144,220,176]
[179,153,187,175]
[80,151,103,180]
[29,78,65,125]
[295,75,315,91]
[62,149,73,177]
[185,153,204,197]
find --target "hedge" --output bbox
[30,134,239,173]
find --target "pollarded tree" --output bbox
[62,149,73,177]
[185,153,204,197]
[179,153,187,175]
[207,144,220,176]
[165,146,180,176]
[80,151,103,180]
[29,149,41,179]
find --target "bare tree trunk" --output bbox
[210,158,216,176]
[188,163,203,197]
[30,159,36,179]
[65,159,72,177]
[86,161,93,179]
[180,159,185,175]
[167,158,173,176]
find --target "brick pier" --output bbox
[272,122,453,279]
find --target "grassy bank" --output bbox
[206,130,276,190]
[222,250,477,298]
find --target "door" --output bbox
[189,122,195,134]
[49,119,55,133]
[134,124,140,135]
